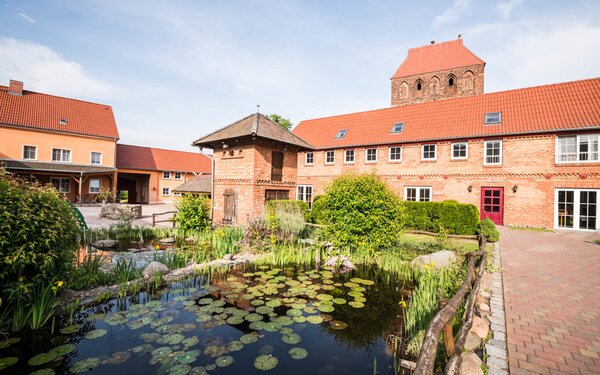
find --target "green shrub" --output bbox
[308,195,326,224]
[478,218,500,242]
[174,194,211,232]
[320,174,404,249]
[403,200,479,235]
[265,200,307,241]
[0,173,80,302]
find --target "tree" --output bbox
[268,114,293,130]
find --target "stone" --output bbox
[458,352,483,375]
[471,315,490,340]
[464,331,482,351]
[410,250,457,269]
[92,239,118,249]
[184,237,195,244]
[142,261,169,278]
[223,254,233,260]
[159,237,176,244]
[479,303,490,313]
[59,288,79,300]
[99,204,142,220]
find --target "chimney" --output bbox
[8,80,23,96]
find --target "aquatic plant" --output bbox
[95,290,114,303]
[154,251,190,269]
[29,283,60,330]
[63,298,81,325]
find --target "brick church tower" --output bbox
[390,38,485,106]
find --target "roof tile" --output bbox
[116,144,211,173]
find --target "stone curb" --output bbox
[485,241,509,375]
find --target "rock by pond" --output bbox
[410,250,457,269]
[142,261,170,278]
[99,204,142,220]
[92,239,118,249]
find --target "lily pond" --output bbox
[1,264,408,375]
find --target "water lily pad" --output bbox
[249,321,266,330]
[30,369,55,375]
[167,364,192,375]
[286,308,302,317]
[198,298,213,305]
[265,299,281,308]
[320,314,334,322]
[84,329,107,340]
[240,333,259,344]
[209,299,226,307]
[182,336,200,347]
[60,324,84,334]
[293,316,306,323]
[288,347,308,360]
[316,294,333,301]
[226,315,244,325]
[303,306,318,314]
[152,347,173,358]
[28,352,58,366]
[157,333,185,345]
[255,306,273,315]
[215,355,234,367]
[244,313,263,322]
[196,313,212,322]
[49,344,76,356]
[103,351,131,365]
[254,355,278,371]
[281,333,301,345]
[329,320,348,330]
[318,305,335,313]
[173,351,199,365]
[306,315,323,324]
[349,301,365,308]
[190,367,208,375]
[332,298,347,304]
[0,357,18,370]
[70,357,101,373]
[0,338,20,349]
[262,322,281,332]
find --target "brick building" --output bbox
[195,38,600,231]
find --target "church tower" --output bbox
[391,38,485,106]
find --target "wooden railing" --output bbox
[413,235,488,375]
[152,211,176,228]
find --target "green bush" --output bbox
[320,174,404,249]
[478,218,500,242]
[174,194,211,232]
[403,200,479,235]
[308,195,326,224]
[265,200,307,241]
[0,172,80,301]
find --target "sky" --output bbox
[1,0,600,152]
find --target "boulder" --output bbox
[142,261,169,278]
[223,254,233,261]
[479,303,491,314]
[410,250,457,269]
[159,237,176,245]
[99,204,142,220]
[471,315,490,340]
[464,331,482,351]
[458,353,483,375]
[92,239,118,249]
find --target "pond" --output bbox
[1,264,408,375]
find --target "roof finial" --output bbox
[256,104,260,115]
[458,33,462,39]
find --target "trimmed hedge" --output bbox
[403,200,479,235]
[478,218,500,242]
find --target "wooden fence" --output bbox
[152,211,176,228]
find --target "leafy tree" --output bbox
[174,194,211,232]
[267,114,293,130]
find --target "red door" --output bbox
[481,187,504,225]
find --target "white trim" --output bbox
[324,150,335,165]
[89,178,101,194]
[51,148,72,163]
[388,146,402,162]
[296,184,314,208]
[90,151,103,165]
[22,144,37,160]
[484,112,502,125]
[555,134,599,164]
[162,171,171,179]
[554,188,600,231]
[483,140,503,165]
[450,142,468,160]
[174,172,183,180]
[421,144,437,161]
[162,187,171,196]
[344,149,355,164]
[403,186,432,202]
[365,148,378,163]
[304,152,314,165]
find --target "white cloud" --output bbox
[0,37,117,100]
[496,0,523,17]
[18,11,36,24]
[434,0,471,28]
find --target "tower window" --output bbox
[417,82,422,91]
[448,77,454,86]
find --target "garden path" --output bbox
[500,227,600,374]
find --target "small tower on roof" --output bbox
[390,38,485,106]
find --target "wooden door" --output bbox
[223,189,237,224]
[481,187,504,225]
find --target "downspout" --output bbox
[210,154,215,224]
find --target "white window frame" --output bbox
[162,171,171,179]
[365,148,378,163]
[90,151,102,165]
[51,148,72,163]
[451,142,468,160]
[404,187,432,202]
[305,152,314,165]
[388,146,402,162]
[421,144,437,160]
[554,188,600,231]
[484,112,502,125]
[89,178,101,194]
[22,145,37,160]
[344,149,355,164]
[325,150,335,164]
[162,187,171,196]
[556,134,600,163]
[484,140,503,165]
[391,122,405,133]
[296,185,314,208]
[174,172,183,180]
[51,177,71,193]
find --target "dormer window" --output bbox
[484,112,502,125]
[391,122,405,133]
[59,119,68,125]
[335,129,348,139]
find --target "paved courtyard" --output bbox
[500,227,600,374]
[78,204,176,227]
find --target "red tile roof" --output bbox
[293,77,600,149]
[391,39,485,79]
[116,144,212,173]
[0,84,119,139]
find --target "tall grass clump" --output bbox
[265,200,307,242]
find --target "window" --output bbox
[422,144,437,160]
[52,148,71,162]
[23,145,37,160]
[556,189,599,230]
[417,82,422,91]
[344,149,355,163]
[89,179,101,193]
[484,140,502,165]
[51,178,70,193]
[389,146,402,161]
[365,148,377,162]
[174,172,183,180]
[265,190,289,201]
[325,151,335,164]
[484,112,502,125]
[305,152,314,165]
[163,171,171,179]
[404,187,432,202]
[448,77,454,86]
[451,142,468,159]
[297,185,313,208]
[391,123,405,133]
[90,152,102,165]
[335,129,348,139]
[162,187,170,196]
[271,151,284,181]
[557,135,600,163]
[59,119,68,125]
